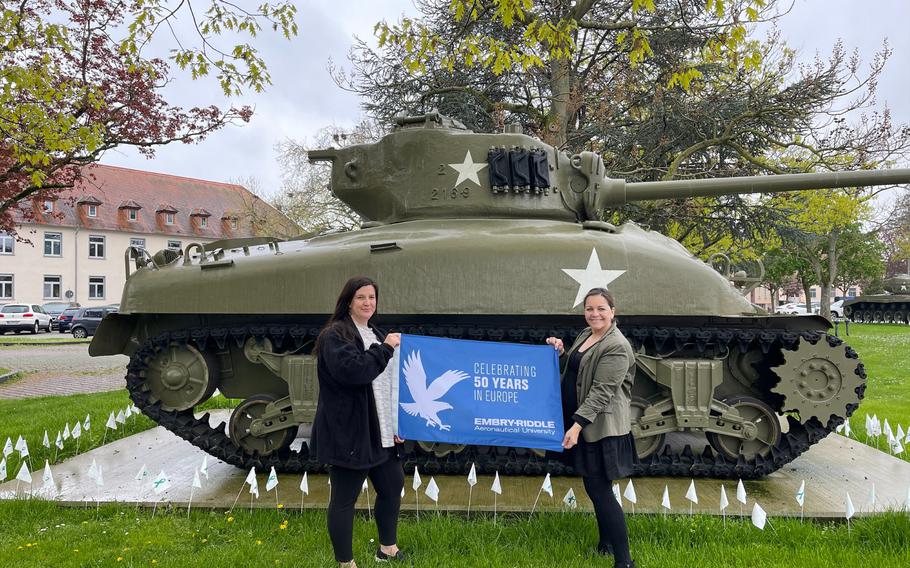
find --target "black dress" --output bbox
[559,348,636,480]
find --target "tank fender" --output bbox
[89,313,138,356]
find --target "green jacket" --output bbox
[563,324,635,442]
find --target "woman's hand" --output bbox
[394,435,405,444]
[546,336,564,355]
[562,423,582,449]
[383,332,401,349]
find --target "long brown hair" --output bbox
[315,276,380,353]
[584,287,615,308]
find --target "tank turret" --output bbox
[91,113,910,479]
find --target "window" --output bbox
[0,233,13,255]
[231,218,238,230]
[199,217,208,228]
[130,237,146,250]
[128,209,138,221]
[848,288,857,297]
[809,289,817,299]
[167,240,182,250]
[0,275,12,299]
[165,212,175,225]
[43,275,62,299]
[88,276,105,299]
[44,232,62,256]
[43,200,54,213]
[88,235,105,259]
[88,205,97,217]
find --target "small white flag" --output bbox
[897,424,906,442]
[467,463,477,487]
[893,438,905,455]
[685,480,698,504]
[87,459,99,481]
[106,412,117,430]
[905,427,910,445]
[751,502,767,530]
[15,435,25,451]
[125,405,133,418]
[63,423,71,440]
[300,472,309,495]
[362,479,369,493]
[95,465,104,488]
[871,415,881,436]
[2,437,12,457]
[116,409,126,424]
[245,467,259,498]
[563,487,577,509]
[266,467,279,492]
[541,473,553,497]
[719,485,729,511]
[200,455,209,480]
[491,471,502,495]
[192,469,202,489]
[16,462,32,484]
[736,479,747,504]
[135,464,149,482]
[42,431,50,449]
[425,477,440,502]
[412,467,422,491]
[42,460,55,492]
[844,420,852,437]
[796,480,805,507]
[1,457,6,480]
[401,486,405,498]
[661,485,671,510]
[623,480,637,504]
[18,439,29,458]
[884,419,893,440]
[865,414,874,438]
[612,482,622,505]
[84,414,91,431]
[72,421,82,439]
[845,492,855,520]
[868,483,876,510]
[55,432,64,450]
[153,470,170,494]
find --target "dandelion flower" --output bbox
[257,540,263,545]
[227,516,234,523]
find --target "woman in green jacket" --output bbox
[547,287,637,568]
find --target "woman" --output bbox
[546,287,637,568]
[311,276,406,567]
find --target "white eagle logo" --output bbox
[400,350,469,431]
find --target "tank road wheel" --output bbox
[142,343,216,411]
[229,395,296,456]
[771,336,865,422]
[706,396,781,460]
[873,310,884,322]
[630,396,665,459]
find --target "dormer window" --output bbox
[191,208,212,230]
[43,200,54,213]
[88,205,97,217]
[128,209,138,221]
[166,212,175,225]
[200,217,207,228]
[231,218,238,230]
[157,203,178,226]
[118,200,142,222]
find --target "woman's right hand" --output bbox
[546,336,564,355]
[383,332,401,349]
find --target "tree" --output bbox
[272,120,385,235]
[0,1,298,236]
[832,227,886,298]
[759,246,801,311]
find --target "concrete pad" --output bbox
[3,410,909,518]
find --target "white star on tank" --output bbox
[561,248,626,307]
[448,150,488,187]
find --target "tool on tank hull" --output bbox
[91,112,910,477]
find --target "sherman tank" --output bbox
[90,112,910,479]
[843,275,910,324]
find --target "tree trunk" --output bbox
[547,56,571,148]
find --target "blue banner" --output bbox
[396,334,564,452]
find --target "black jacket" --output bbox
[310,323,396,469]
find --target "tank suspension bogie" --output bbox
[140,343,217,411]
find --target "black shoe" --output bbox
[375,548,407,562]
[596,542,614,556]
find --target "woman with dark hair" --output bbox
[546,287,637,568]
[311,276,405,568]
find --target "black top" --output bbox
[310,324,395,469]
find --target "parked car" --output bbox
[41,301,80,330]
[0,303,52,334]
[55,306,82,332]
[778,302,808,314]
[830,299,845,318]
[70,306,119,338]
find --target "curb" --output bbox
[0,371,19,385]
[0,340,91,347]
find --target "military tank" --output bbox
[843,275,910,324]
[90,112,910,478]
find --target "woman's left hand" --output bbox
[394,435,406,444]
[562,423,582,449]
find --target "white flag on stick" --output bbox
[192,469,202,489]
[42,460,56,493]
[245,468,259,498]
[467,463,477,487]
[72,421,82,439]
[18,438,29,458]
[736,479,747,504]
[719,485,729,511]
[897,424,906,442]
[362,479,369,493]
[563,487,577,509]
[153,470,170,494]
[3,437,12,458]
[751,502,767,530]
[135,464,149,482]
[299,472,309,495]
[15,435,24,451]
[491,471,502,495]
[425,477,439,503]
[266,467,279,492]
[541,473,553,497]
[612,483,622,505]
[95,465,104,488]
[84,414,91,431]
[884,418,893,440]
[865,414,874,438]
[42,431,50,449]
[200,456,209,480]
[106,412,117,430]
[844,420,852,437]
[871,415,881,436]
[623,480,637,504]
[685,480,698,504]
[412,467,422,491]
[796,480,806,507]
[55,432,64,450]
[661,485,671,511]
[845,492,855,520]
[17,462,32,484]
[116,409,126,424]
[63,424,71,440]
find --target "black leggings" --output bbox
[327,453,405,562]
[582,474,632,563]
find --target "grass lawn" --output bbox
[0,335,90,345]
[0,501,907,567]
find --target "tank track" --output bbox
[123,322,864,479]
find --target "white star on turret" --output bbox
[561,248,626,308]
[448,150,487,187]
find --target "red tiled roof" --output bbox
[14,163,297,239]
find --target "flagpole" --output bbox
[229,483,245,513]
[494,493,497,523]
[188,487,195,517]
[275,487,280,514]
[415,490,419,521]
[467,485,473,520]
[530,488,542,516]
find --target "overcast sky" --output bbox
[101,0,909,198]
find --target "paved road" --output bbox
[0,343,128,400]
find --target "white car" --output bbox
[0,303,52,334]
[778,302,808,314]
[830,299,845,318]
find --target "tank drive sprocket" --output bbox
[770,335,866,422]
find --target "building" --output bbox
[0,164,297,307]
